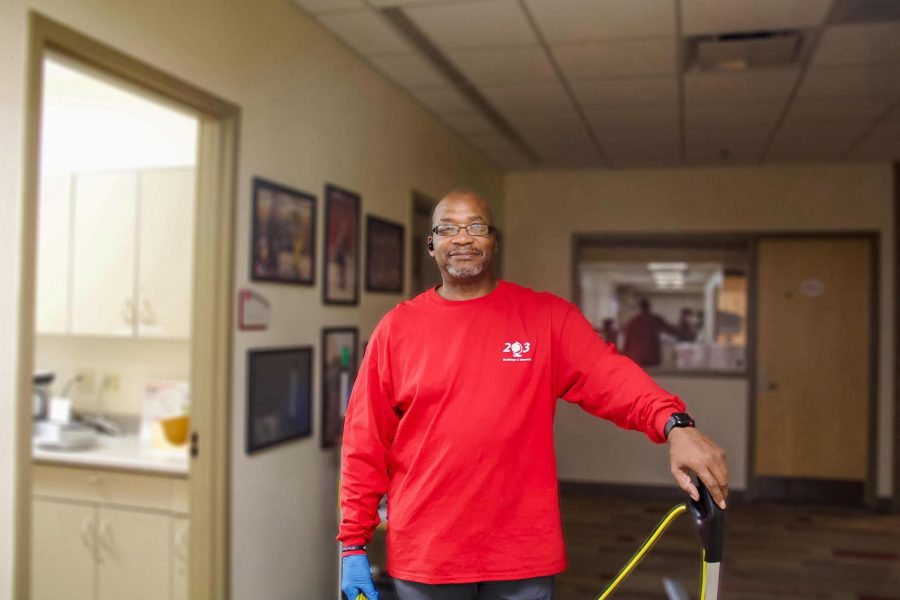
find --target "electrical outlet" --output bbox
[75,368,96,396]
[104,373,121,393]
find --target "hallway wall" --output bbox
[504,164,895,498]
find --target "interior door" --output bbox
[754,238,872,492]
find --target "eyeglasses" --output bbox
[431,223,496,237]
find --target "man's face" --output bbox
[427,195,497,281]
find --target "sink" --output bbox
[33,420,97,450]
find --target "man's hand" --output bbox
[667,427,729,510]
[341,553,379,600]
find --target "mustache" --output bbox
[449,249,482,256]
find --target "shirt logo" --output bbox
[502,341,532,362]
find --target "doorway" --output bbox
[751,235,878,506]
[16,14,238,599]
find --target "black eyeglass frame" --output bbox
[431,224,497,237]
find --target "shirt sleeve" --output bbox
[337,317,401,547]
[552,301,685,443]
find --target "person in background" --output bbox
[676,308,698,342]
[621,298,682,367]
[338,190,728,600]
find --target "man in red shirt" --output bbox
[338,190,729,600]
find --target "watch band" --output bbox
[664,412,695,439]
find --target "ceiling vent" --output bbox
[691,30,802,71]
[828,0,900,24]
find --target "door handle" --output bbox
[759,366,779,392]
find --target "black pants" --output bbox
[392,575,555,600]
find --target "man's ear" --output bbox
[427,236,434,255]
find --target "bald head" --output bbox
[431,188,493,228]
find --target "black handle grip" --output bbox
[687,478,725,563]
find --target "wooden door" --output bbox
[30,500,95,600]
[70,170,137,336]
[754,238,871,484]
[96,507,170,600]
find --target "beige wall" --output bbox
[505,164,895,497]
[0,1,503,599]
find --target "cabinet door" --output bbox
[71,171,137,337]
[137,168,195,339]
[35,174,72,334]
[96,507,170,600]
[172,517,189,600]
[31,500,95,600]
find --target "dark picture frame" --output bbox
[250,177,316,285]
[246,346,313,454]
[323,184,361,305]
[365,215,405,294]
[321,327,359,449]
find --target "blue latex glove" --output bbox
[342,553,379,600]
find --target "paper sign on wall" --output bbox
[238,288,271,330]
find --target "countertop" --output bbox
[33,432,189,477]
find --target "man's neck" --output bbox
[437,275,498,301]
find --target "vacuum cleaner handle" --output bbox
[687,478,725,563]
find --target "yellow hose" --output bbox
[596,503,688,600]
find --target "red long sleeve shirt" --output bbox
[337,280,685,584]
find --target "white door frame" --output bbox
[15,12,238,598]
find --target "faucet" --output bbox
[79,375,122,436]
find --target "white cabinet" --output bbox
[35,174,72,335]
[71,171,137,337]
[137,169,195,339]
[36,167,194,339]
[96,507,171,600]
[30,499,94,600]
[31,465,189,600]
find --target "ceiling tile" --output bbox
[686,124,770,163]
[686,100,785,126]
[767,119,873,161]
[466,132,536,169]
[317,10,413,55]
[440,111,496,135]
[601,125,681,166]
[292,0,366,13]
[681,0,832,36]
[368,53,449,87]
[684,68,800,103]
[585,106,678,130]
[812,23,900,67]
[502,109,602,166]
[571,76,678,108]
[404,0,538,49]
[848,120,900,161]
[408,85,476,113]
[787,95,896,121]
[552,38,677,80]
[525,0,675,43]
[799,65,900,97]
[479,81,573,111]
[447,46,557,84]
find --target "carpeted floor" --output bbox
[369,487,900,600]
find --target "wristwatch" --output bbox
[664,412,695,440]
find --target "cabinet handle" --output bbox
[175,526,189,562]
[140,298,155,326]
[98,519,112,564]
[121,298,134,325]
[79,516,92,551]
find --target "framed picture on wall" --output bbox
[250,177,316,285]
[321,327,359,449]
[323,184,361,305]
[365,215,405,294]
[246,346,313,454]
